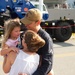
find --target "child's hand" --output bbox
[9,47,19,53]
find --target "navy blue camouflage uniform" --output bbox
[32,28,54,75]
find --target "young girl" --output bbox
[0,19,21,56]
[3,30,45,75]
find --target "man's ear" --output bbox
[37,21,41,24]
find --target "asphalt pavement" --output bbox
[53,39,75,75]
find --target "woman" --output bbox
[3,30,45,75]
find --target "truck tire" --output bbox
[55,22,72,42]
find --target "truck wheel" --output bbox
[55,22,72,42]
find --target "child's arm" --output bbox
[1,44,19,56]
[1,44,10,56]
[3,55,11,73]
[3,52,15,73]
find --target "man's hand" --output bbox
[18,73,27,75]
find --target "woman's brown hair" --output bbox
[23,30,45,52]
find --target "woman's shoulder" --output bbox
[34,53,40,60]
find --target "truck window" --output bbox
[43,4,46,11]
[34,4,39,9]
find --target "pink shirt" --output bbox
[5,39,19,47]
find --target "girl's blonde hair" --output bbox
[2,19,20,48]
[23,30,45,52]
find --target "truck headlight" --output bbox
[52,22,55,26]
